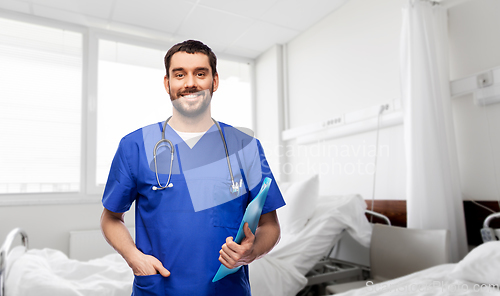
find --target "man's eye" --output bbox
[197,73,205,77]
[176,73,184,78]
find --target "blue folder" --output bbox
[212,177,272,282]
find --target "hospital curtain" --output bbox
[400,0,468,262]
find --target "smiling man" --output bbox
[100,40,285,296]
[167,51,215,119]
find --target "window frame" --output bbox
[0,10,90,205]
[0,11,256,206]
[86,30,177,195]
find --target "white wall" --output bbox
[284,125,406,199]
[0,202,137,255]
[286,0,402,128]
[276,0,405,199]
[255,0,500,201]
[449,0,500,201]
[255,45,284,181]
[448,0,500,81]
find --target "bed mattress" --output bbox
[331,264,500,296]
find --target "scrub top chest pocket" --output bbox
[212,180,246,230]
[140,174,191,213]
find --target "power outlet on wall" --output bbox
[322,116,344,128]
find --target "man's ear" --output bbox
[164,75,170,94]
[212,72,219,92]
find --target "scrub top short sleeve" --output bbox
[102,136,139,213]
[248,139,285,215]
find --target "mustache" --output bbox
[178,88,201,96]
[174,89,209,99]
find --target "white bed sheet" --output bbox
[249,194,372,296]
[331,264,500,296]
[5,247,133,296]
[4,195,371,296]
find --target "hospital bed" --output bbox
[248,176,378,296]
[0,228,28,296]
[0,196,374,296]
[324,212,500,296]
[0,228,133,296]
[0,176,378,296]
[300,210,390,295]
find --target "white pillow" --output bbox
[277,174,319,234]
[450,241,500,285]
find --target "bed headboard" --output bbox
[364,199,500,246]
[364,200,406,227]
[463,201,500,245]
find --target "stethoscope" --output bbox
[152,117,243,195]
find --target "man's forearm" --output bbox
[100,209,141,265]
[252,221,280,260]
[101,209,171,277]
[251,210,281,260]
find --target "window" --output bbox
[0,15,254,200]
[96,40,169,185]
[212,59,253,129]
[0,17,82,194]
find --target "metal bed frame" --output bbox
[0,228,29,296]
[302,211,500,295]
[481,211,500,242]
[484,212,500,228]
[298,210,391,295]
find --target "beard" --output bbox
[170,84,214,118]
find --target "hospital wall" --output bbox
[255,0,500,202]
[448,0,500,201]
[255,45,284,183]
[0,203,119,255]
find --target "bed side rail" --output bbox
[365,210,391,225]
[1,228,29,296]
[483,212,500,228]
[481,212,500,243]
[303,209,391,294]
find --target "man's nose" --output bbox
[184,74,196,88]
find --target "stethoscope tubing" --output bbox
[153,138,174,190]
[153,117,239,194]
[213,120,236,188]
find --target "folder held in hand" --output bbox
[212,177,272,282]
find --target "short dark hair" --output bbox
[164,40,217,78]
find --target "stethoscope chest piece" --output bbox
[230,179,243,195]
[152,183,173,191]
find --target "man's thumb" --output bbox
[154,261,171,277]
[243,222,254,238]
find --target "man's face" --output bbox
[164,51,219,118]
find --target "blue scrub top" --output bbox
[102,121,285,296]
